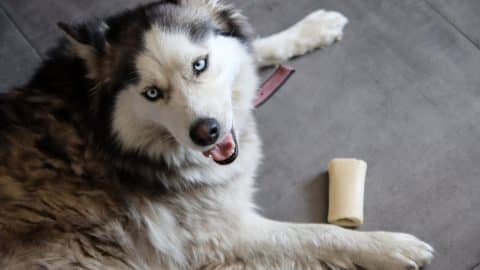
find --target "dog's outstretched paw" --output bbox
[355,231,434,270]
[252,9,348,67]
[292,9,349,53]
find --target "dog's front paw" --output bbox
[293,9,348,53]
[355,231,434,270]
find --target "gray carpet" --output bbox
[0,0,479,269]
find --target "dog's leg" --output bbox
[211,215,434,269]
[252,10,348,68]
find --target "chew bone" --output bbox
[327,158,367,227]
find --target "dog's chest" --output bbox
[130,185,250,268]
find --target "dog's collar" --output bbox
[254,65,295,108]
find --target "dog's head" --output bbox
[60,0,258,167]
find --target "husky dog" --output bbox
[0,1,434,269]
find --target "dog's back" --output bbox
[0,89,131,268]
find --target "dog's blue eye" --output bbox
[193,56,208,75]
[142,86,163,101]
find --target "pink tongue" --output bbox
[203,133,235,162]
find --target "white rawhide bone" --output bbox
[328,158,367,228]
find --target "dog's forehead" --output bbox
[135,4,213,67]
[133,28,209,88]
[141,27,209,70]
[145,4,214,42]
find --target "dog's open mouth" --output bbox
[202,130,238,165]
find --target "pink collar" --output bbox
[254,65,295,108]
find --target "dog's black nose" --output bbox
[190,118,220,146]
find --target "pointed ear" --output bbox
[215,7,253,42]
[202,2,253,42]
[179,0,252,41]
[57,20,110,80]
[57,19,110,54]
[57,22,81,41]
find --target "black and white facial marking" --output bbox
[54,0,257,168]
[105,1,258,165]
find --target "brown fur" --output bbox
[0,89,124,268]
[0,3,252,267]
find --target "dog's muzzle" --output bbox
[189,118,238,165]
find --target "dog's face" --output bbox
[61,1,257,166]
[116,27,247,165]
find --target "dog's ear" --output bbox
[181,0,253,42]
[57,19,110,54]
[57,19,110,80]
[212,6,253,42]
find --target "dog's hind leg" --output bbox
[252,10,348,68]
